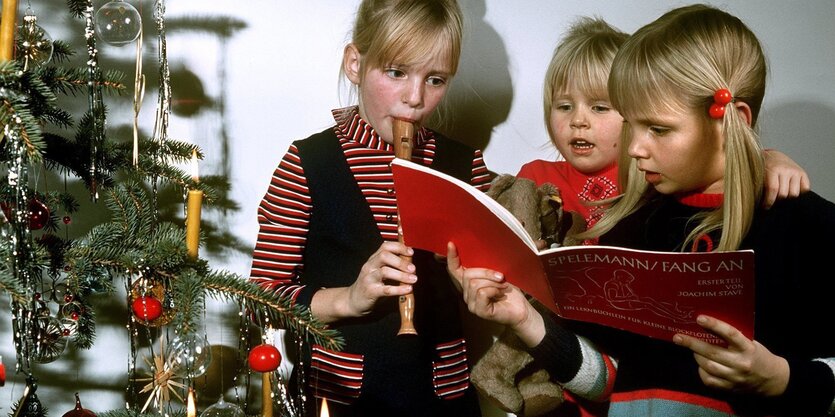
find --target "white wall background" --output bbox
[1,0,833,414]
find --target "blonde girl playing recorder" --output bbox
[249,1,489,416]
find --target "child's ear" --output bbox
[734,101,753,127]
[343,43,362,85]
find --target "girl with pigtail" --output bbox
[449,4,835,416]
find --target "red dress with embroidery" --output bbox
[517,159,619,231]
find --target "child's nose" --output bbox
[628,133,649,158]
[402,81,424,107]
[570,110,589,128]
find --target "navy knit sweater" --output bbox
[531,192,835,417]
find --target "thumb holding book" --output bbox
[446,241,544,346]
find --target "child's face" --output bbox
[625,105,725,195]
[350,47,453,145]
[549,89,622,175]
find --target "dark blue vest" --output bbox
[293,128,481,417]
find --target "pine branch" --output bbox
[99,410,185,417]
[0,266,27,304]
[170,269,205,335]
[49,40,75,63]
[63,182,344,352]
[114,138,221,202]
[38,66,126,97]
[0,62,48,161]
[202,271,344,351]
[66,0,89,18]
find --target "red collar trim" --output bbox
[676,193,723,208]
[331,106,429,152]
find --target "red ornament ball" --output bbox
[131,296,163,321]
[28,198,50,230]
[64,293,74,303]
[248,343,281,372]
[63,216,72,225]
[62,392,96,417]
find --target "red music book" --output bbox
[391,158,755,344]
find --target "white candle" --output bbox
[186,150,203,259]
[0,0,18,61]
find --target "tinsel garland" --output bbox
[5,113,36,378]
[80,0,105,201]
[149,0,172,217]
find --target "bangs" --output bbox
[551,45,613,100]
[609,45,689,121]
[385,27,458,73]
[561,62,610,100]
[366,4,461,75]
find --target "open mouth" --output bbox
[570,139,594,149]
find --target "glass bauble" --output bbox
[94,0,142,46]
[170,333,212,378]
[16,12,53,68]
[17,379,44,417]
[27,198,50,230]
[199,398,245,417]
[32,315,67,363]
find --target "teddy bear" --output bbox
[472,174,584,416]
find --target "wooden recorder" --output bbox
[392,119,417,336]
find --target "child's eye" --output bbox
[426,76,447,87]
[555,103,572,112]
[384,68,406,79]
[592,104,612,113]
[649,126,670,136]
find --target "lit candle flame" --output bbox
[191,149,199,183]
[320,398,330,417]
[187,387,196,417]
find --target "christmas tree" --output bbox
[0,0,341,415]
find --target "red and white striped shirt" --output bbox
[250,106,491,299]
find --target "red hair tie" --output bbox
[709,88,733,119]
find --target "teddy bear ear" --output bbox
[539,182,559,198]
[486,174,516,198]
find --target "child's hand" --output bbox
[673,314,789,397]
[446,242,540,330]
[762,149,810,208]
[347,241,417,317]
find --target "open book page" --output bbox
[391,159,554,305]
[391,159,537,250]
[539,246,754,344]
[391,158,755,344]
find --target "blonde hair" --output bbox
[585,4,767,251]
[543,17,628,144]
[349,0,463,82]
